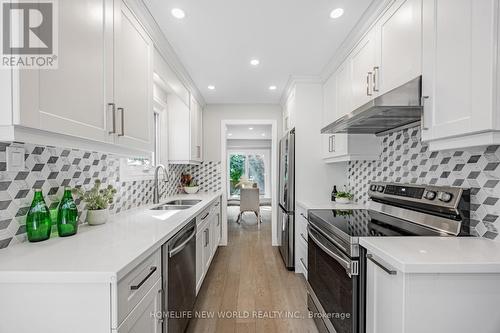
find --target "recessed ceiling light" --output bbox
[207,85,216,90]
[228,133,233,137]
[269,85,277,91]
[330,8,344,19]
[261,133,266,137]
[250,59,260,66]
[249,127,254,130]
[171,8,186,19]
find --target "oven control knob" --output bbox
[424,190,437,200]
[370,185,377,191]
[376,185,385,193]
[437,191,453,203]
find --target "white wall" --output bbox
[292,82,348,204]
[203,104,283,161]
[227,139,272,149]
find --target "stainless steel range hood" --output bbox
[321,76,423,136]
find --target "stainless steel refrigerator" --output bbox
[278,128,295,270]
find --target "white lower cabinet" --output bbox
[365,251,500,333]
[116,279,162,333]
[366,254,404,333]
[295,205,308,278]
[195,198,222,294]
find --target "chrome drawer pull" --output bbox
[300,233,307,242]
[130,266,157,290]
[367,254,397,275]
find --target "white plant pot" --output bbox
[86,209,109,226]
[184,186,199,194]
[335,197,351,204]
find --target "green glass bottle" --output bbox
[26,189,52,242]
[57,187,78,237]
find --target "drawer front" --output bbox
[296,236,308,277]
[117,249,161,326]
[296,208,308,246]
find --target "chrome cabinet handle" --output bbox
[300,258,307,268]
[108,103,116,134]
[300,233,307,242]
[201,212,210,220]
[373,67,379,92]
[366,72,373,96]
[117,107,125,136]
[367,253,397,275]
[204,228,209,247]
[330,135,335,152]
[421,96,429,130]
[130,266,157,290]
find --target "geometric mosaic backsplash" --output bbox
[348,126,500,241]
[0,141,221,249]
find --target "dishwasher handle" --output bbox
[169,228,196,258]
[130,266,157,290]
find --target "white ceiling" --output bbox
[226,125,272,140]
[144,0,373,104]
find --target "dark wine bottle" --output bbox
[331,185,338,202]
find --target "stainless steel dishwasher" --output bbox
[162,219,196,333]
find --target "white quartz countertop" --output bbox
[296,199,365,211]
[360,237,500,274]
[0,192,221,284]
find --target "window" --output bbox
[119,156,153,181]
[228,149,271,198]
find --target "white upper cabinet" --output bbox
[350,30,378,110]
[375,0,422,94]
[322,59,381,163]
[335,60,353,118]
[14,0,113,143]
[113,1,154,152]
[322,72,337,126]
[421,0,500,150]
[190,95,203,162]
[168,93,203,164]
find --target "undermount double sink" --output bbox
[150,199,202,211]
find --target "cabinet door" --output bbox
[117,279,162,333]
[18,0,113,143]
[350,30,378,110]
[366,256,404,333]
[376,0,422,94]
[421,0,497,142]
[190,96,202,161]
[211,211,220,254]
[114,0,153,151]
[335,60,353,118]
[195,229,204,294]
[322,73,337,126]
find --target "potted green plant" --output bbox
[181,173,199,194]
[73,180,117,225]
[335,188,354,204]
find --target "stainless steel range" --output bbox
[306,182,470,333]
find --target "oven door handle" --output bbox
[308,226,356,277]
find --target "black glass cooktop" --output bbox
[308,208,444,239]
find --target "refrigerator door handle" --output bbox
[282,211,287,231]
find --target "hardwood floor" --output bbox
[187,207,319,333]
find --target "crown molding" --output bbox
[320,0,394,82]
[125,0,206,107]
[279,75,322,106]
[279,0,394,106]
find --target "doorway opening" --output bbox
[220,120,278,246]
